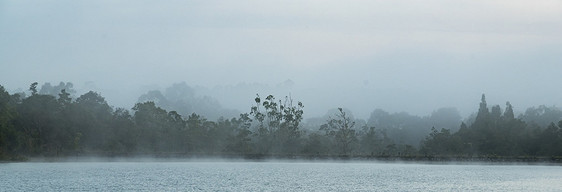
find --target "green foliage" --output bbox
[520,105,562,128]
[420,127,459,155]
[2,83,562,160]
[358,126,385,156]
[320,108,358,156]
[367,109,434,147]
[250,94,304,154]
[16,93,74,155]
[224,114,253,154]
[301,133,330,155]
[29,82,38,96]
[421,95,536,157]
[72,91,113,152]
[535,122,562,155]
[0,86,19,159]
[133,102,173,152]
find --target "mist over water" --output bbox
[2,161,561,191]
[2,1,562,191]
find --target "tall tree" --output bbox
[250,94,304,154]
[186,113,211,152]
[132,102,170,152]
[359,126,383,156]
[504,102,515,120]
[71,91,113,152]
[29,82,38,96]
[107,108,137,153]
[320,108,357,156]
[16,92,74,155]
[0,86,19,159]
[225,114,253,155]
[475,94,490,126]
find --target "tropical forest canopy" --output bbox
[1,82,561,160]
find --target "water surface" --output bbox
[1,161,561,191]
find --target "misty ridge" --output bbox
[1,81,562,162]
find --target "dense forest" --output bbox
[1,82,561,161]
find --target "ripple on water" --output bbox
[1,162,561,191]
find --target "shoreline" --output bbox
[4,153,561,165]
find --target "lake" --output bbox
[1,160,561,191]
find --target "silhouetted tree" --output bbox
[132,102,170,152]
[71,91,113,152]
[4,82,562,161]
[301,133,330,156]
[367,109,429,147]
[0,86,19,159]
[224,114,253,154]
[359,126,383,156]
[29,82,38,96]
[250,94,304,154]
[504,102,515,120]
[320,108,357,156]
[521,105,562,129]
[107,108,137,153]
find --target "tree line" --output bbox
[420,95,562,158]
[1,82,561,161]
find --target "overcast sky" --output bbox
[1,0,561,119]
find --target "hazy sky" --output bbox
[1,0,561,119]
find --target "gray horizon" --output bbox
[1,0,561,120]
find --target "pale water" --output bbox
[1,161,561,191]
